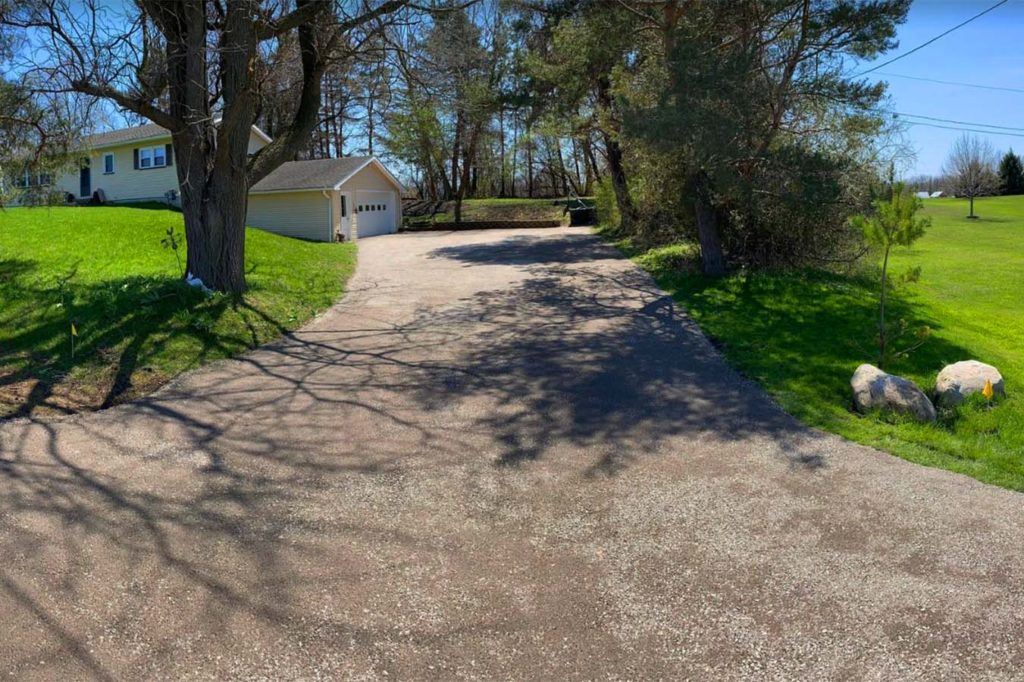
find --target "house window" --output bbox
[340,196,347,217]
[139,146,167,169]
[104,154,114,174]
[13,169,51,187]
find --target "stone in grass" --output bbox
[935,360,1005,407]
[851,364,937,423]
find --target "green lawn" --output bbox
[613,195,1024,491]
[429,198,570,224]
[0,204,356,417]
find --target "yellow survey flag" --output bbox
[70,322,78,337]
[982,379,994,401]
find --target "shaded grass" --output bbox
[0,204,356,417]
[607,195,1024,491]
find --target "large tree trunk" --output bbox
[451,109,463,222]
[690,170,727,277]
[594,77,637,228]
[180,172,249,293]
[602,130,637,228]
[584,136,601,193]
[153,1,247,293]
[453,121,481,224]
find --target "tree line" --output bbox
[2,0,920,291]
[904,135,1023,219]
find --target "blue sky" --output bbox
[856,0,1024,176]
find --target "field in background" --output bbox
[613,195,1024,490]
[0,204,356,417]
[424,198,574,224]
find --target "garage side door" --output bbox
[354,190,397,238]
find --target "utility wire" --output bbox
[855,0,1008,76]
[905,121,1024,140]
[875,71,1024,95]
[892,111,1024,133]
[867,107,1024,133]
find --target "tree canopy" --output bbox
[2,0,917,283]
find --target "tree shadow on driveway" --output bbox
[0,229,830,677]
[420,234,825,475]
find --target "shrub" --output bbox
[593,178,620,231]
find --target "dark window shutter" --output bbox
[133,148,139,170]
[165,143,173,167]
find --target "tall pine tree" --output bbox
[998,149,1024,195]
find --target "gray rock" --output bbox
[935,360,1005,407]
[851,364,937,423]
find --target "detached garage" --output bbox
[247,156,403,242]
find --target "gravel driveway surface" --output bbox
[1,227,1022,680]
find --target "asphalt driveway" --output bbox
[1,227,1022,679]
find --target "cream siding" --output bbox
[55,143,178,203]
[342,162,399,193]
[342,163,403,237]
[54,129,270,203]
[247,191,332,241]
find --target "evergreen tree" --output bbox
[998,149,1024,195]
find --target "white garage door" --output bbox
[355,190,397,238]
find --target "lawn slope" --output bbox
[429,198,570,224]
[614,196,1024,491]
[0,204,356,417]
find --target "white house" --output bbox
[46,123,403,241]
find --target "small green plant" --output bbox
[594,178,621,231]
[161,225,184,276]
[850,182,931,369]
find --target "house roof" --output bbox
[81,122,273,150]
[83,123,170,148]
[249,156,403,193]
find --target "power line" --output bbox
[893,111,1024,133]
[905,121,1024,140]
[855,0,1008,76]
[875,71,1024,95]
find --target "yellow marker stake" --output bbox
[982,379,994,401]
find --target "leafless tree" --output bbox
[943,133,1000,219]
[2,0,411,292]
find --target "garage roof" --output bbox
[249,157,403,194]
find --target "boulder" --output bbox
[851,364,936,423]
[935,360,1005,407]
